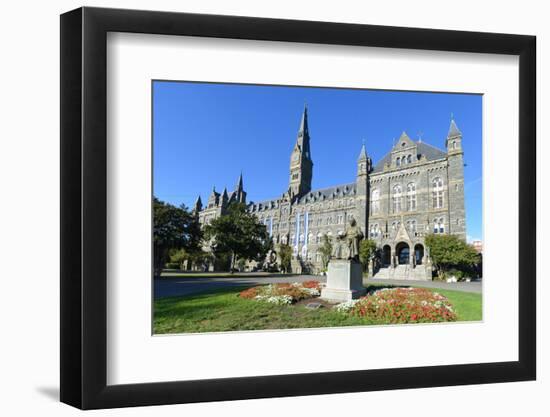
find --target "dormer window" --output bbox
[401,142,406,147]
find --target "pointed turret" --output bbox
[232,172,247,204]
[445,116,466,239]
[448,118,462,138]
[358,142,368,161]
[207,186,220,207]
[193,195,203,213]
[446,116,463,151]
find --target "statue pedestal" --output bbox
[321,259,366,302]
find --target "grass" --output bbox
[153,284,482,334]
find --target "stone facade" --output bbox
[195,107,466,280]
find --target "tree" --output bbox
[318,234,333,271]
[278,243,293,273]
[153,197,201,278]
[168,248,188,269]
[359,239,378,273]
[203,203,269,272]
[424,234,480,279]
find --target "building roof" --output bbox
[371,141,447,173]
[248,182,357,212]
[297,183,357,204]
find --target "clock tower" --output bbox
[288,105,313,199]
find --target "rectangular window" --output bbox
[432,191,444,209]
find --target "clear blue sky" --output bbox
[153,81,482,241]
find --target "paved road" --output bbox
[365,278,482,293]
[154,274,323,299]
[154,273,482,299]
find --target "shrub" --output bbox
[302,280,321,289]
[335,287,457,324]
[239,287,259,299]
[239,281,322,304]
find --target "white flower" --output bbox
[334,300,359,313]
[303,287,320,296]
[255,294,293,305]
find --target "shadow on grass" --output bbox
[364,284,410,294]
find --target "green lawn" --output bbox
[154,285,482,334]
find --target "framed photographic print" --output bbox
[60,6,536,410]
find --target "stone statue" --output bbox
[344,218,363,261]
[332,232,345,259]
[263,249,278,271]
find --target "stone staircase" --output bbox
[372,264,431,281]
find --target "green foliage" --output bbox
[359,239,378,272]
[153,197,202,277]
[168,248,188,269]
[424,234,480,279]
[169,247,211,271]
[203,203,269,271]
[318,234,333,270]
[278,243,293,273]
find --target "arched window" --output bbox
[452,141,457,149]
[432,177,444,208]
[407,154,412,164]
[396,157,401,167]
[316,233,322,244]
[407,219,417,233]
[371,188,380,214]
[392,184,402,213]
[406,182,416,211]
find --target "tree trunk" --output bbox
[230,251,236,273]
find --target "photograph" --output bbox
[152,81,483,334]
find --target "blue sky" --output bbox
[153,81,482,241]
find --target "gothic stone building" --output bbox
[195,107,466,280]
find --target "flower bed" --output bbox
[239,281,321,304]
[335,287,457,324]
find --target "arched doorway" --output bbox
[396,242,410,265]
[414,244,424,265]
[382,245,391,266]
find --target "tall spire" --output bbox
[236,171,243,191]
[289,105,313,199]
[298,104,309,138]
[296,104,311,159]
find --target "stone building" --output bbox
[196,106,466,280]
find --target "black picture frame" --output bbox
[60,6,536,410]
